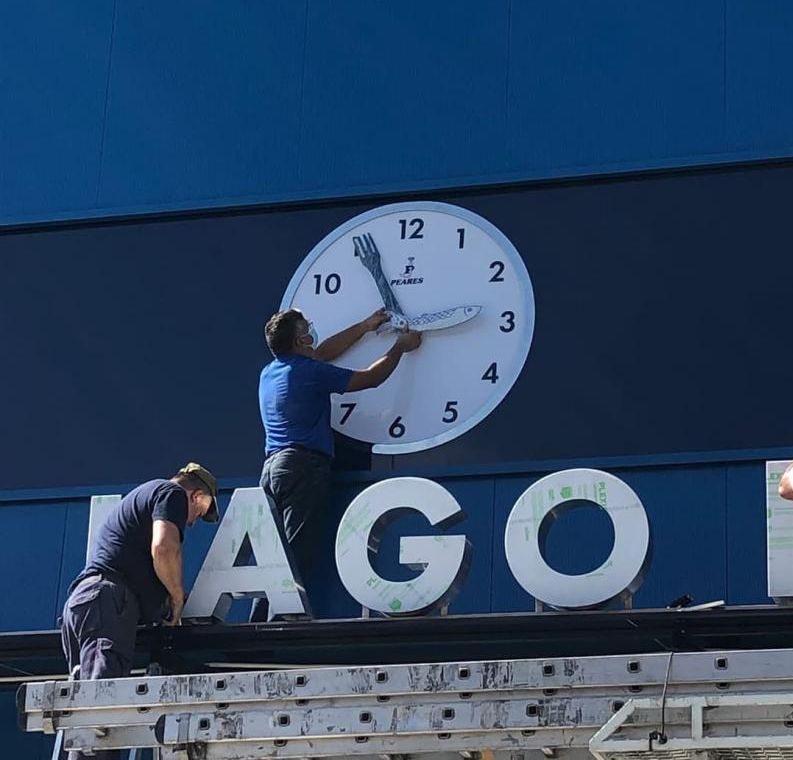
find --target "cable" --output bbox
[648,651,673,749]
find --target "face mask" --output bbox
[300,323,318,348]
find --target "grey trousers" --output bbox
[250,447,332,622]
[60,575,139,759]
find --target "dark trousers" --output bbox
[60,575,139,759]
[250,448,331,622]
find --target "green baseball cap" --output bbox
[178,462,220,523]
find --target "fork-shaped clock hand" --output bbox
[353,233,408,329]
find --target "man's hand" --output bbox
[165,594,185,626]
[395,330,421,353]
[361,308,389,333]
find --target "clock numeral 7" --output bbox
[313,273,341,295]
[482,362,499,384]
[442,401,459,423]
[389,416,406,438]
[398,218,424,240]
[339,402,356,425]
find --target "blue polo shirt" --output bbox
[259,354,353,458]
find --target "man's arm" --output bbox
[780,464,793,501]
[314,309,388,362]
[151,520,185,626]
[346,331,421,391]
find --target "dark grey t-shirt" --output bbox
[81,479,187,623]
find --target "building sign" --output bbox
[85,462,791,619]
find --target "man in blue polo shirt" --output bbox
[252,308,420,620]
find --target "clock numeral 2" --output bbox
[314,273,341,295]
[489,261,505,282]
[339,402,356,425]
[482,362,499,384]
[442,401,458,423]
[399,218,424,239]
[499,311,515,332]
[389,416,406,438]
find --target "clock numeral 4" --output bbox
[482,362,499,384]
[339,402,356,425]
[499,311,515,332]
[389,416,406,438]
[313,273,342,295]
[398,218,424,239]
[489,261,505,282]
[442,401,459,423]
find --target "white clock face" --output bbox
[281,201,535,454]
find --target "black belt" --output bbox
[269,445,332,463]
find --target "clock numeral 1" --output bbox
[399,218,424,239]
[313,273,342,295]
[489,261,505,282]
[339,402,356,425]
[389,416,406,438]
[499,311,515,332]
[482,362,499,384]
[457,228,465,249]
[442,401,459,423]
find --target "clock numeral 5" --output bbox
[499,311,515,332]
[442,401,459,423]
[482,362,499,384]
[398,218,424,240]
[389,416,406,438]
[339,402,356,425]
[313,273,342,295]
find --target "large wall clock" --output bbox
[280,201,535,454]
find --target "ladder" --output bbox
[19,649,793,759]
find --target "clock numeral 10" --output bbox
[339,402,356,425]
[482,362,499,384]
[398,218,424,239]
[389,416,406,438]
[313,273,341,295]
[442,401,458,423]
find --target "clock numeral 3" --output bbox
[442,401,459,423]
[398,218,424,240]
[482,362,499,384]
[313,273,342,295]
[389,416,406,438]
[339,402,356,425]
[489,261,505,282]
[499,311,515,332]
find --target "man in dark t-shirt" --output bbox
[251,308,420,621]
[60,463,219,757]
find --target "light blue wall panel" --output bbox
[507,0,725,172]
[96,1,307,209]
[297,0,511,191]
[726,0,793,151]
[0,1,114,218]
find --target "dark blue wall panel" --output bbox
[2,2,793,223]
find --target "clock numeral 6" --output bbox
[389,416,406,438]
[313,273,341,295]
[499,311,515,332]
[482,362,499,384]
[442,401,459,423]
[489,261,505,282]
[339,402,356,425]
[398,218,424,240]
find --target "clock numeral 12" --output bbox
[314,273,341,295]
[389,416,406,438]
[442,401,458,423]
[398,218,424,239]
[482,362,499,383]
[339,402,356,425]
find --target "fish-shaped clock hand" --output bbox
[353,233,408,331]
